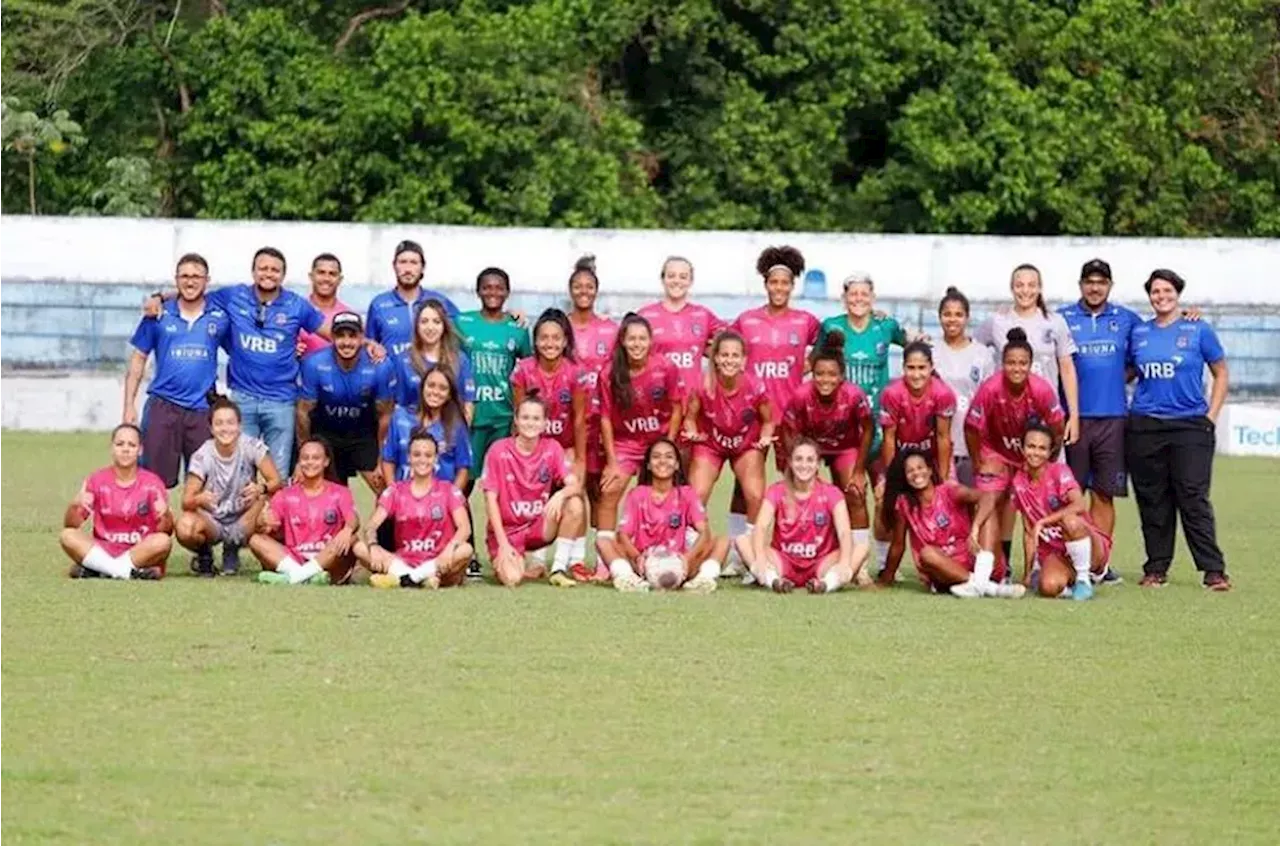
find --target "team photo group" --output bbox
[59,239,1234,597]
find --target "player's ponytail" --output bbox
[609,313,651,411]
[1002,327,1033,362]
[938,286,970,317]
[569,254,599,290]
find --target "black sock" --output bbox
[1000,540,1012,564]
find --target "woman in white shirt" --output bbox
[930,287,995,486]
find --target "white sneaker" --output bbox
[983,582,1027,599]
[614,575,650,593]
[950,580,984,598]
[682,575,717,594]
[740,571,758,586]
[720,550,747,579]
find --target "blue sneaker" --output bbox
[221,543,241,576]
[1071,579,1094,601]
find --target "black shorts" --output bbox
[1066,417,1128,497]
[314,427,379,482]
[141,396,211,488]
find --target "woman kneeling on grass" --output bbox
[881,448,1024,599]
[999,424,1109,600]
[250,437,358,586]
[60,423,172,580]
[356,430,473,589]
[483,395,588,587]
[599,437,727,593]
[737,438,866,594]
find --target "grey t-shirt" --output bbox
[932,340,996,458]
[188,434,269,519]
[975,309,1076,389]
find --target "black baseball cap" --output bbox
[1080,259,1112,280]
[332,311,363,334]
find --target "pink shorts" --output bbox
[1038,525,1113,566]
[690,441,756,469]
[974,446,1019,493]
[611,438,655,478]
[821,448,861,476]
[486,522,551,560]
[776,550,822,586]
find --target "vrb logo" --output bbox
[755,361,790,379]
[781,541,818,559]
[239,334,279,354]
[511,500,545,519]
[1138,361,1176,380]
[1002,435,1023,453]
[669,352,695,369]
[624,416,661,434]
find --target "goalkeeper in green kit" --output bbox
[818,273,919,581]
[456,267,533,578]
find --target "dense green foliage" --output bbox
[3,0,1278,234]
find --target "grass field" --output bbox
[3,431,1279,844]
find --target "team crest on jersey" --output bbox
[667,513,682,529]
[275,313,288,327]
[558,388,572,405]
[207,322,220,336]
[1176,335,1189,348]
[936,512,951,528]
[1028,413,1042,426]
[430,505,444,520]
[507,339,516,351]
[1042,328,1054,344]
[692,322,704,337]
[537,464,551,483]
[1109,320,1119,333]
[788,332,800,346]
[651,386,666,402]
[1048,495,1062,510]
[875,342,887,356]
[323,508,339,525]
[970,365,982,383]
[814,511,827,527]
[741,408,756,425]
[596,341,607,356]
[136,500,150,517]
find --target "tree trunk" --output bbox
[27,153,36,214]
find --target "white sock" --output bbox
[609,559,637,581]
[113,551,137,574]
[569,536,587,563]
[83,545,132,579]
[875,540,890,570]
[852,528,871,549]
[684,527,700,550]
[388,557,412,579]
[727,512,748,539]
[410,558,439,584]
[290,559,323,584]
[277,556,302,576]
[552,538,574,574]
[1066,537,1092,586]
[697,560,720,582]
[973,551,995,585]
[823,570,843,592]
[762,570,779,589]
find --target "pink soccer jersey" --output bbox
[379,478,466,563]
[732,306,820,416]
[618,484,707,553]
[482,436,572,535]
[694,373,770,456]
[895,482,973,562]
[269,481,356,558]
[878,378,957,456]
[783,382,872,454]
[1012,463,1087,558]
[764,481,843,562]
[299,297,352,357]
[964,374,1065,464]
[638,301,726,388]
[83,467,168,556]
[598,356,684,449]
[511,357,586,449]
[572,315,619,386]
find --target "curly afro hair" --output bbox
[756,246,805,278]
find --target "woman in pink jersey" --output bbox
[511,309,588,474]
[250,437,359,586]
[60,423,172,580]
[964,328,1066,496]
[880,448,1024,598]
[566,255,619,541]
[683,331,774,526]
[358,431,473,590]
[600,438,728,593]
[638,256,726,391]
[782,331,874,528]
[595,313,685,536]
[482,397,588,588]
[996,425,1109,600]
[737,438,863,593]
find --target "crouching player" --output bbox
[599,438,728,593]
[357,430,473,589]
[176,398,282,576]
[737,438,866,594]
[881,448,1024,598]
[60,423,172,580]
[482,397,588,587]
[1006,424,1109,600]
[250,437,358,585]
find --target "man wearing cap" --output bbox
[296,311,398,495]
[1058,259,1141,580]
[366,240,461,360]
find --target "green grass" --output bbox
[3,431,1279,845]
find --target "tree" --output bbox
[1,96,86,213]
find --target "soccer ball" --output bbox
[644,549,685,591]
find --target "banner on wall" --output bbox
[1216,404,1280,457]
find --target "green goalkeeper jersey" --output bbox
[456,311,532,428]
[818,313,908,441]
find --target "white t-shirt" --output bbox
[188,434,269,519]
[975,308,1076,389]
[931,339,996,459]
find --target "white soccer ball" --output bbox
[644,550,686,591]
